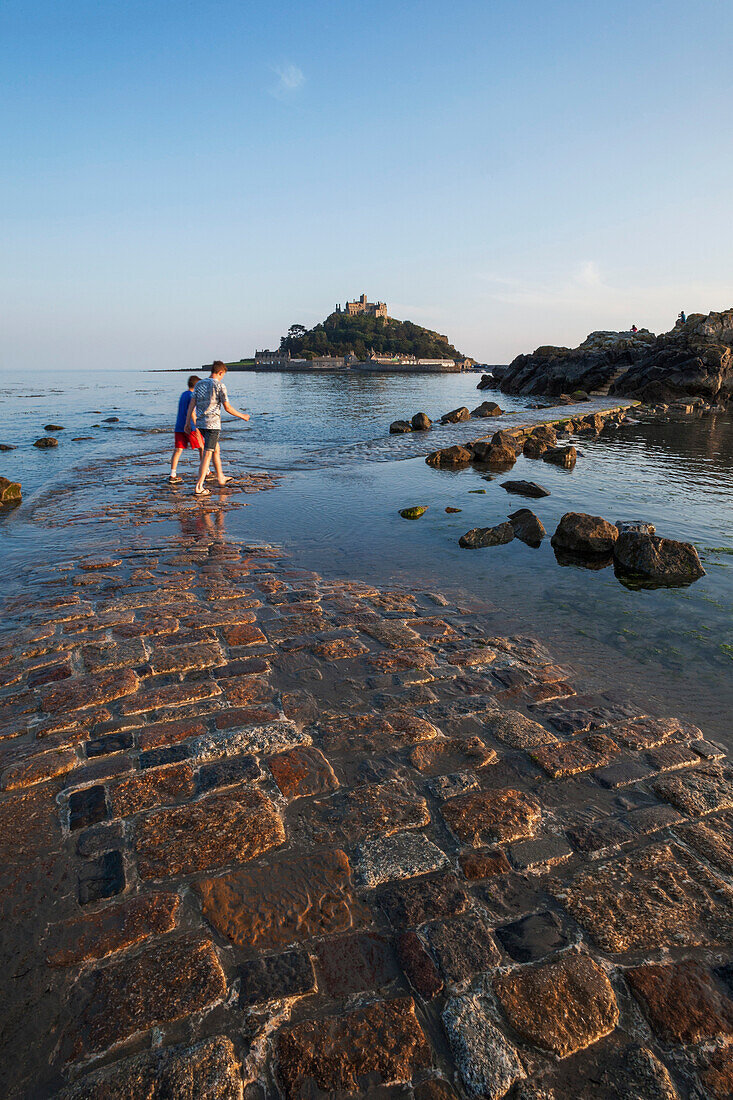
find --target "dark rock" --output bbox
[69,786,109,830]
[85,730,134,757]
[440,406,471,424]
[314,932,399,995]
[33,437,58,448]
[44,424,64,431]
[197,755,261,793]
[426,913,500,982]
[0,477,21,505]
[411,412,432,431]
[508,509,545,547]
[103,416,120,422]
[426,445,473,469]
[471,401,503,418]
[396,931,443,997]
[459,523,514,549]
[477,373,496,390]
[0,444,15,451]
[551,512,618,555]
[613,531,705,585]
[496,910,571,962]
[542,445,577,468]
[445,506,462,513]
[570,389,590,401]
[78,849,125,905]
[501,480,550,498]
[498,328,656,397]
[238,948,316,1006]
[491,429,523,450]
[471,442,516,468]
[60,1038,242,1099]
[378,873,469,929]
[616,520,656,535]
[390,420,412,434]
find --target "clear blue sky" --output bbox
[2,0,732,370]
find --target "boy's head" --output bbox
[211,361,228,378]
[187,374,200,389]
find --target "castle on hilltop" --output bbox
[335,293,388,319]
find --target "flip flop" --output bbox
[168,475,182,483]
[194,488,211,497]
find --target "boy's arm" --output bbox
[223,399,250,422]
[183,394,196,432]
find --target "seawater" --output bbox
[1,367,731,742]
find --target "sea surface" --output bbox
[1,367,732,743]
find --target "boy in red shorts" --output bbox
[169,375,203,482]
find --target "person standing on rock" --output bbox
[185,362,250,497]
[169,374,203,483]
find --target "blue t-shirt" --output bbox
[175,390,194,433]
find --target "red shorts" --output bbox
[174,430,203,450]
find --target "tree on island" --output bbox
[278,311,465,361]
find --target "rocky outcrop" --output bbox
[508,509,545,547]
[499,311,733,403]
[441,407,471,424]
[411,413,432,431]
[459,523,514,549]
[471,401,503,418]
[0,477,21,506]
[426,446,473,469]
[551,513,619,556]
[542,446,577,469]
[613,532,705,585]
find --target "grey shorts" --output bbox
[201,428,220,452]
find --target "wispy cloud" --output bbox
[270,63,305,100]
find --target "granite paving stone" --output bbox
[378,872,469,929]
[313,931,400,996]
[296,778,430,845]
[355,831,450,887]
[275,996,432,1098]
[495,953,619,1057]
[654,763,733,815]
[237,947,316,1006]
[426,912,501,982]
[267,745,338,800]
[46,892,180,967]
[441,787,542,845]
[625,959,733,1043]
[442,992,525,1099]
[495,910,572,963]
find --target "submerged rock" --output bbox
[390,420,412,434]
[445,506,462,513]
[426,446,473,469]
[441,406,471,424]
[551,513,619,555]
[471,401,503,418]
[0,477,21,505]
[542,445,577,469]
[501,480,550,498]
[508,509,545,547]
[103,416,120,423]
[459,523,514,549]
[614,532,705,585]
[33,437,58,448]
[411,412,432,431]
[0,444,16,452]
[400,506,428,520]
[44,424,64,431]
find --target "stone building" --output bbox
[337,294,388,319]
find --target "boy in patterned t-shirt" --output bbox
[184,362,250,496]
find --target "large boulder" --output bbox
[542,446,577,469]
[33,437,58,448]
[551,513,619,555]
[411,412,432,431]
[523,424,557,458]
[500,480,550,498]
[0,477,21,505]
[491,429,524,451]
[426,445,473,469]
[498,329,656,396]
[441,406,471,424]
[471,442,516,469]
[613,532,705,585]
[390,420,412,434]
[471,401,503,418]
[508,509,545,547]
[459,522,514,549]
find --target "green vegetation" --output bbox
[279,312,465,362]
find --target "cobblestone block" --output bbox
[508,835,573,869]
[47,892,180,966]
[109,762,196,816]
[190,721,308,764]
[314,931,399,996]
[530,734,617,778]
[426,913,500,982]
[276,997,431,1098]
[195,849,365,949]
[137,716,207,751]
[626,960,733,1043]
[409,736,496,775]
[378,873,468,929]
[78,849,125,905]
[297,779,429,845]
[41,669,139,713]
[69,936,226,1057]
[355,832,450,887]
[495,953,619,1057]
[135,787,284,879]
[267,745,338,800]
[69,785,109,829]
[197,755,261,793]
[441,787,541,845]
[675,810,733,874]
[442,992,525,1099]
[459,847,512,879]
[483,709,558,749]
[654,764,733,816]
[238,948,316,1006]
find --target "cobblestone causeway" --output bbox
[0,478,731,1098]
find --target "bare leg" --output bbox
[212,444,226,485]
[195,448,214,493]
[170,448,182,476]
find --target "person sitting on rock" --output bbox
[169,374,203,483]
[677,310,687,325]
[631,324,638,333]
[185,361,250,497]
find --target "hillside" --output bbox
[279,311,466,361]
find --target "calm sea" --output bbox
[1,367,731,742]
